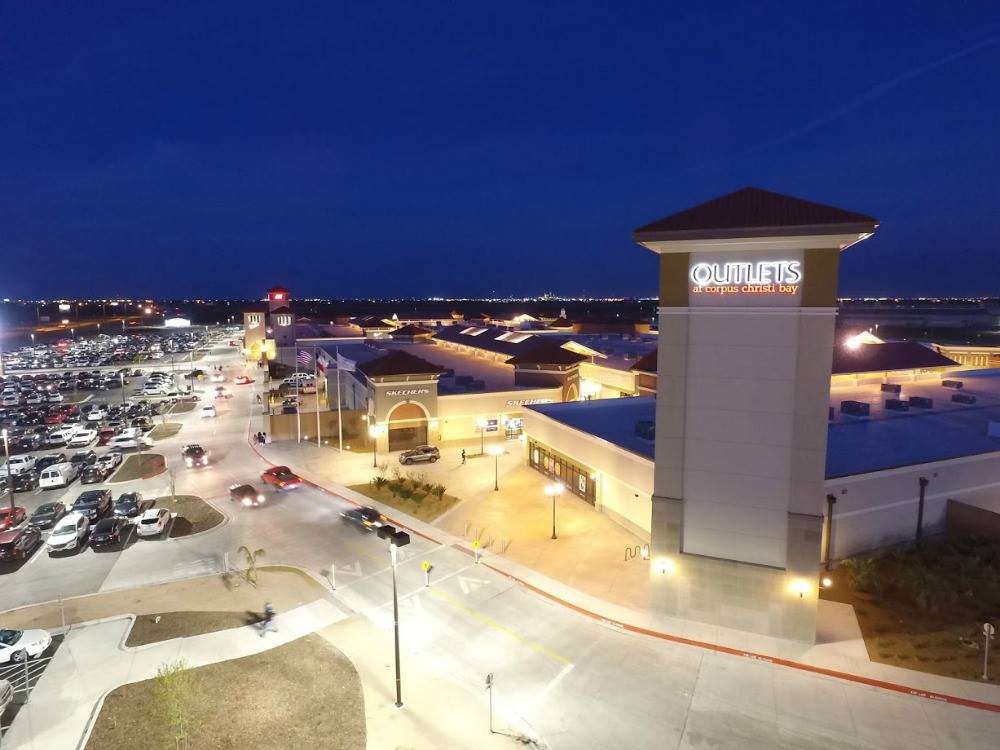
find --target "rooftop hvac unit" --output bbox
[942,379,964,389]
[909,396,933,409]
[634,420,655,440]
[885,398,909,411]
[880,383,902,394]
[952,393,977,405]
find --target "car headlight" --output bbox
[185,457,193,466]
[242,497,252,507]
[257,495,265,503]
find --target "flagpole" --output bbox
[295,349,301,444]
[314,345,321,448]
[336,346,343,453]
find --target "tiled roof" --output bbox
[831,342,957,375]
[358,349,446,377]
[392,324,434,337]
[633,187,877,241]
[505,341,587,366]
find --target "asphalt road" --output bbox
[1,344,998,749]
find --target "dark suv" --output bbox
[71,489,113,521]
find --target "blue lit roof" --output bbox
[528,398,657,460]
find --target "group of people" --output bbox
[254,431,268,445]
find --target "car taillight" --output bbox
[242,497,252,507]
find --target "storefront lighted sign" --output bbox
[385,388,430,397]
[505,398,554,407]
[690,260,801,296]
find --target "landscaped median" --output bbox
[148,421,182,440]
[156,494,224,538]
[349,468,462,522]
[109,453,166,482]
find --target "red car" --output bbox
[233,375,254,385]
[0,506,27,532]
[260,466,302,490]
[97,427,120,446]
[45,412,67,425]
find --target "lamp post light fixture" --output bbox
[544,482,564,540]
[376,524,411,708]
[487,444,504,491]
[368,423,383,468]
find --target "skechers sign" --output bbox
[690,260,801,297]
[385,388,430,397]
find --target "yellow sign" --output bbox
[471,540,480,550]
[421,560,431,572]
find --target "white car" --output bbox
[25,393,43,405]
[47,512,89,553]
[1,395,19,407]
[200,404,216,418]
[0,455,36,477]
[69,429,98,447]
[47,391,64,403]
[0,628,52,664]
[136,508,171,538]
[86,407,107,422]
[96,451,123,472]
[210,373,225,383]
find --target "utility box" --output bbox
[840,400,870,417]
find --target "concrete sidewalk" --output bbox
[259,443,1000,714]
[4,599,346,750]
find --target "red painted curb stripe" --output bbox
[245,426,1000,714]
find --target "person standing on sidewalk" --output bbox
[259,603,277,636]
[461,448,466,465]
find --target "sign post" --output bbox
[422,560,432,587]
[984,622,995,681]
[485,673,494,734]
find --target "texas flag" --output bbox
[316,350,332,375]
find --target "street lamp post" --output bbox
[545,482,564,540]
[476,417,487,455]
[487,444,503,491]
[377,524,410,708]
[369,424,383,468]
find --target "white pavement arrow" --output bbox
[457,575,491,595]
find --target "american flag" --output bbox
[296,349,312,368]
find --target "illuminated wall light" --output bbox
[654,557,675,575]
[789,578,811,599]
[821,576,833,589]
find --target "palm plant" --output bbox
[238,545,265,587]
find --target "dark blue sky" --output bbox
[2,2,999,300]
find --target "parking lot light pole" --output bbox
[545,482,564,540]
[369,424,383,468]
[487,444,503,491]
[2,429,13,513]
[377,525,410,708]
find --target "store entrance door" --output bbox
[387,402,428,452]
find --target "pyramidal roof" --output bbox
[633,187,877,242]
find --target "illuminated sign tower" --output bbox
[634,187,877,641]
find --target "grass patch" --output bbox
[156,495,224,537]
[349,479,462,522]
[86,634,364,750]
[169,400,197,414]
[823,534,1000,682]
[149,422,182,440]
[109,453,166,482]
[126,611,256,647]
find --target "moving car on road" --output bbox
[182,444,208,467]
[399,445,440,465]
[29,502,67,529]
[0,628,51,664]
[47,512,89,554]
[260,466,302,490]
[135,507,171,538]
[0,506,26,532]
[233,375,254,385]
[200,404,216,418]
[229,484,266,507]
[0,526,42,562]
[71,489,113,521]
[340,506,387,531]
[90,517,130,550]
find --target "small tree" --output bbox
[840,557,877,593]
[238,545,265,587]
[154,659,194,750]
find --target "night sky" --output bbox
[2,3,999,300]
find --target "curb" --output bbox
[245,424,1000,715]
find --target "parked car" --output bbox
[47,512,89,554]
[39,462,79,489]
[135,507,171,538]
[85,407,107,422]
[35,453,68,473]
[0,628,52,664]
[399,445,440,465]
[181,444,208,467]
[0,526,42,562]
[70,450,98,467]
[69,428,98,447]
[80,464,109,485]
[229,484,266,507]
[114,492,152,519]
[0,454,36,477]
[261,465,302,490]
[340,506,387,531]
[71,489,113,521]
[89,517,130,550]
[0,506,27,532]
[96,451,123,472]
[29,502,67,529]
[12,471,39,492]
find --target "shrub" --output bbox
[387,481,402,494]
[433,483,446,498]
[840,557,877,593]
[398,486,413,500]
[372,476,388,489]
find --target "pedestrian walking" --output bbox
[255,393,262,404]
[461,448,466,465]
[259,602,277,637]
[261,432,267,444]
